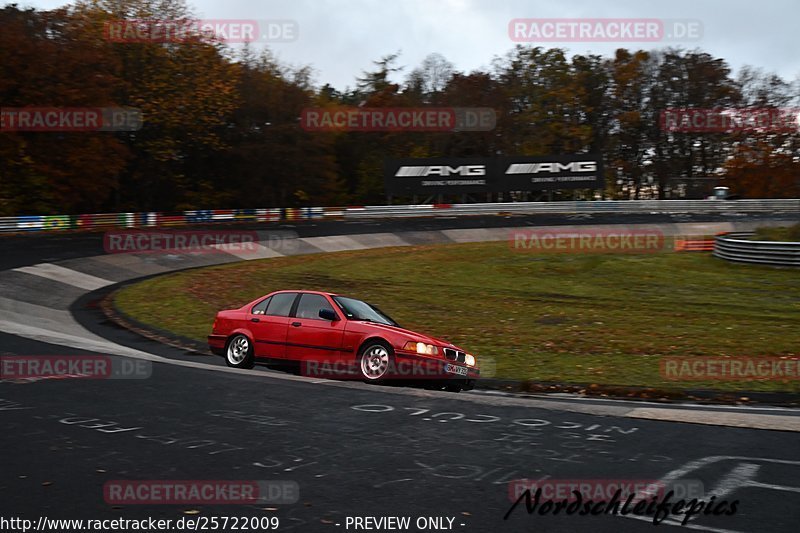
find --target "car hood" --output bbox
[355,321,461,349]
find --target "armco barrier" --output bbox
[714,232,800,267]
[0,199,798,234]
[346,199,800,219]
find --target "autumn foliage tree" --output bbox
[1,0,798,215]
[0,4,128,214]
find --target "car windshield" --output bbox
[333,296,400,327]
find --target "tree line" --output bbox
[1,0,798,215]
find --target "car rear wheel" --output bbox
[358,341,393,382]
[226,334,254,369]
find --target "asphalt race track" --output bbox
[1,212,799,533]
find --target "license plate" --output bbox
[444,364,468,377]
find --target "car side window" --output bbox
[295,294,335,320]
[265,293,296,317]
[251,297,271,315]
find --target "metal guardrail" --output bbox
[345,199,800,219]
[0,199,798,234]
[713,232,800,267]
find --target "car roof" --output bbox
[271,289,338,297]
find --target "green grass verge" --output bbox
[115,241,800,393]
[753,223,800,242]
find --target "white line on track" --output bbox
[207,242,284,260]
[468,389,800,414]
[12,263,114,291]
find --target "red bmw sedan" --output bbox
[208,290,479,392]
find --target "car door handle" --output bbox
[291,322,302,327]
[250,318,260,323]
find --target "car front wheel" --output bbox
[358,341,393,382]
[226,334,255,369]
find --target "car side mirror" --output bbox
[319,308,338,321]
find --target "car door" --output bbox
[285,293,346,365]
[250,292,298,359]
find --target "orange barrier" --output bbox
[674,238,715,252]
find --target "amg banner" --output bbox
[499,154,604,190]
[383,157,496,195]
[384,155,603,195]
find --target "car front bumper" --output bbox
[394,350,480,381]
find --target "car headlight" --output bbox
[403,341,439,355]
[465,354,476,367]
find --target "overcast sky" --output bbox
[18,0,800,91]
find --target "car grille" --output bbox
[443,348,466,363]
